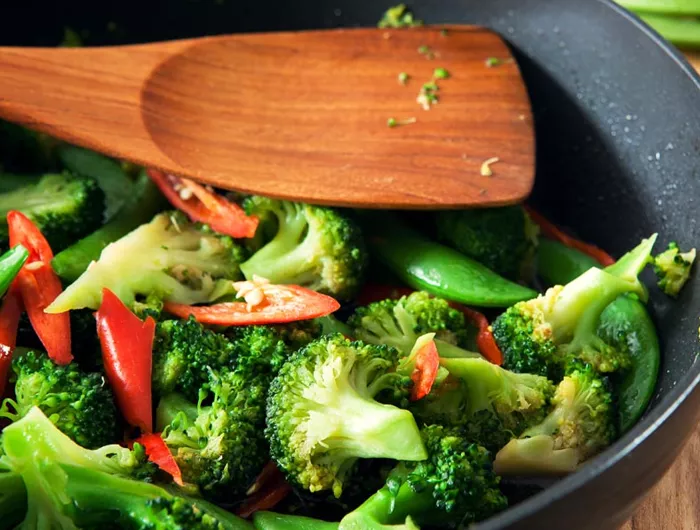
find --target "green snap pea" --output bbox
[57,145,135,220]
[51,172,166,282]
[637,13,700,49]
[360,213,537,308]
[253,512,339,530]
[0,245,29,297]
[598,295,661,434]
[537,238,600,286]
[616,0,700,16]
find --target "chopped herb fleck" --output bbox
[418,45,435,59]
[486,57,505,67]
[398,72,410,85]
[387,117,417,128]
[480,157,500,177]
[417,81,440,110]
[433,67,450,79]
[440,28,449,36]
[378,4,423,28]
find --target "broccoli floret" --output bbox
[0,171,105,252]
[0,407,251,530]
[436,357,554,435]
[152,318,239,400]
[493,235,658,379]
[46,211,248,312]
[265,334,426,497]
[653,242,696,297]
[240,196,367,300]
[493,362,615,475]
[435,206,539,281]
[339,425,507,529]
[348,291,473,356]
[157,370,269,501]
[0,349,118,449]
[152,317,319,400]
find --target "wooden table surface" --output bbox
[619,49,700,530]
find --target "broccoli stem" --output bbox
[63,464,254,529]
[253,512,340,530]
[340,481,432,528]
[239,208,313,284]
[547,268,646,344]
[51,173,166,282]
[315,390,426,462]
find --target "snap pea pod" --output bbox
[537,237,660,433]
[51,172,166,282]
[360,213,537,307]
[0,244,29,297]
[638,13,700,48]
[599,295,661,433]
[537,238,600,286]
[616,0,700,16]
[254,512,339,530]
[57,145,135,220]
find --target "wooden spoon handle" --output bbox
[0,41,192,170]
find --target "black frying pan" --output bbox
[2,0,700,528]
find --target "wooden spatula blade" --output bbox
[143,27,534,208]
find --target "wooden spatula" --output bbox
[0,26,533,209]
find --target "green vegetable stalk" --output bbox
[0,245,28,298]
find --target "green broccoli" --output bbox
[152,317,319,400]
[348,291,475,357]
[0,349,118,449]
[0,407,251,529]
[493,362,615,475]
[0,171,105,252]
[339,425,507,529]
[492,234,658,379]
[240,196,367,300]
[435,206,540,281]
[45,211,248,313]
[156,370,268,501]
[435,357,553,433]
[265,335,426,498]
[652,241,696,297]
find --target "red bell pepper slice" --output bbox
[525,206,615,267]
[409,337,440,401]
[7,211,72,365]
[96,288,156,433]
[0,286,22,397]
[163,284,340,326]
[454,305,503,366]
[134,432,183,486]
[147,169,258,239]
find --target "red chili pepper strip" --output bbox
[247,461,282,496]
[7,211,72,365]
[164,284,340,326]
[453,305,503,366]
[147,169,258,239]
[237,481,292,518]
[410,338,440,401]
[134,432,183,486]
[0,286,22,397]
[524,206,615,267]
[96,288,156,433]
